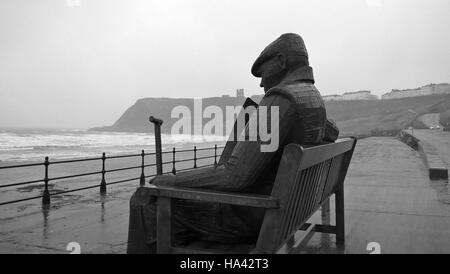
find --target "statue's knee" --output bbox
[130,187,157,208]
[128,190,158,254]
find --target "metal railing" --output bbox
[0,144,224,206]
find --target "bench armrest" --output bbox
[145,185,279,209]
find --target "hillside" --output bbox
[90,94,450,138]
[325,94,450,137]
[91,96,249,134]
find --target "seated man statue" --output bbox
[127,33,339,253]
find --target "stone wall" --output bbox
[397,130,448,179]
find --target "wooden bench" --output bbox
[144,137,357,254]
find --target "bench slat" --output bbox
[282,166,308,240]
[294,138,355,170]
[146,185,279,208]
[255,137,357,253]
[305,163,323,218]
[322,154,344,201]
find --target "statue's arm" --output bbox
[218,97,259,165]
[151,91,296,191]
[324,118,339,142]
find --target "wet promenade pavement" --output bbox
[413,130,450,169]
[294,136,450,253]
[0,183,135,253]
[1,137,450,253]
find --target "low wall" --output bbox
[397,130,448,180]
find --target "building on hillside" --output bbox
[323,90,378,101]
[342,90,378,100]
[381,83,450,99]
[323,94,344,101]
[236,89,245,98]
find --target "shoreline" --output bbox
[0,140,225,219]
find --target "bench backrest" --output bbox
[254,137,357,253]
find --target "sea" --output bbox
[0,128,227,164]
[0,128,226,251]
[0,128,226,217]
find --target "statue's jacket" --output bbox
[127,66,339,251]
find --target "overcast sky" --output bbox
[0,0,449,129]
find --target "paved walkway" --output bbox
[293,137,450,253]
[417,113,442,128]
[1,137,450,253]
[0,183,134,253]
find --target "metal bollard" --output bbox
[172,147,176,175]
[140,150,145,186]
[42,157,50,205]
[193,146,197,168]
[214,144,217,166]
[100,152,107,194]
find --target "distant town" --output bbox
[223,83,450,101]
[321,83,450,101]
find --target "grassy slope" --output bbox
[440,110,450,128]
[325,94,450,137]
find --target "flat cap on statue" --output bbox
[251,33,309,77]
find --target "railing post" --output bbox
[140,150,145,186]
[100,152,107,194]
[193,146,197,168]
[42,157,50,205]
[150,116,163,175]
[172,147,176,175]
[214,144,217,166]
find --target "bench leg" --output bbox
[335,185,345,245]
[321,198,330,225]
[156,197,172,254]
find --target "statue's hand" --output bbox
[149,174,176,187]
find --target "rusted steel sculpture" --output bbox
[127,33,339,253]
